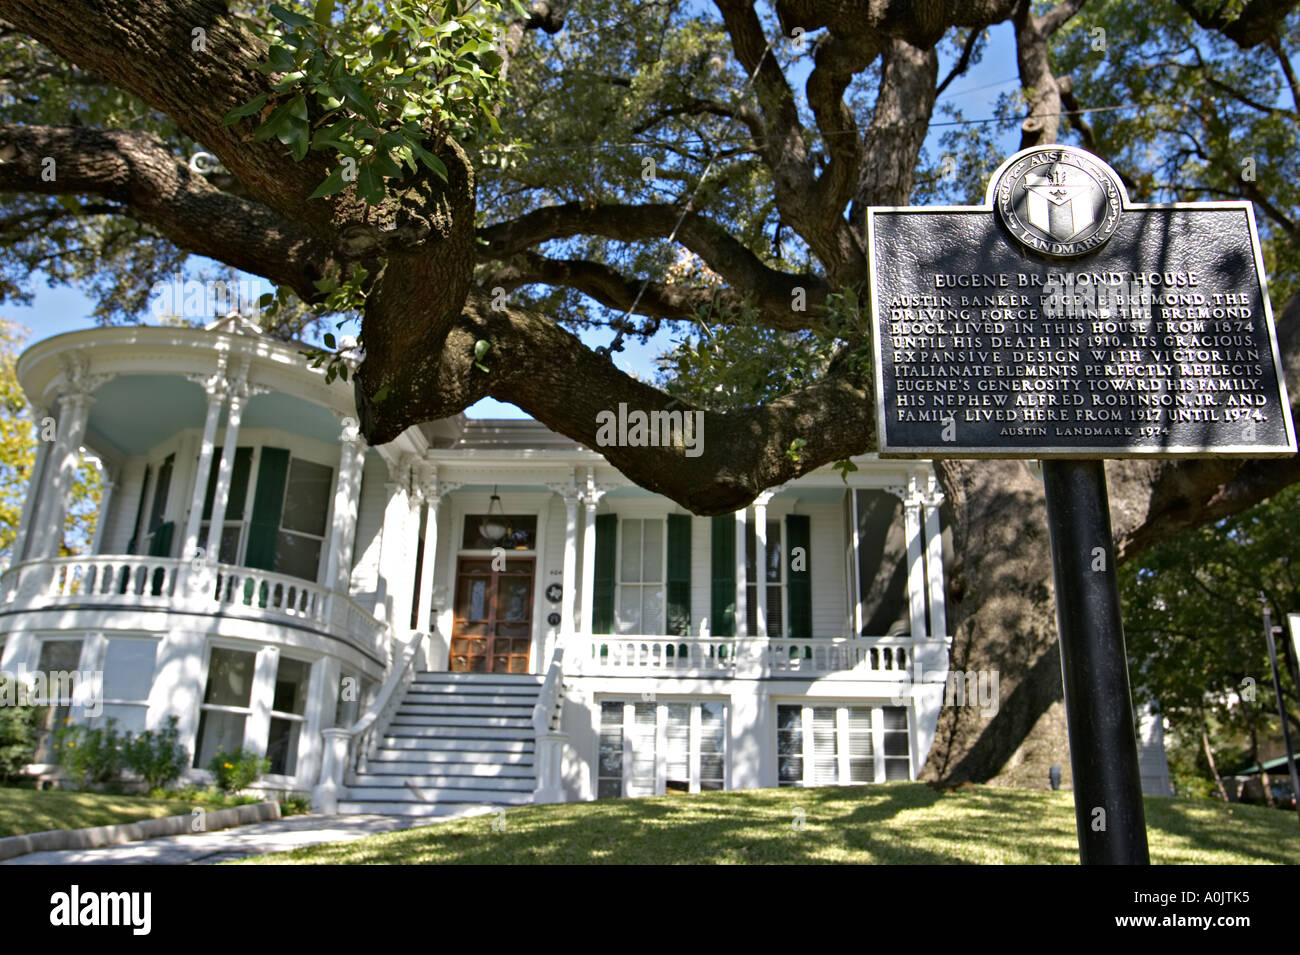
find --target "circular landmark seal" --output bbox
[993,146,1122,258]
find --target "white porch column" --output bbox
[887,474,929,641]
[89,472,116,555]
[323,419,367,593]
[544,473,581,668]
[31,390,94,560]
[181,369,228,564]
[579,469,606,635]
[752,491,774,638]
[922,473,948,638]
[203,364,250,560]
[734,508,748,636]
[375,454,416,633]
[13,405,51,562]
[547,475,580,639]
[412,460,449,635]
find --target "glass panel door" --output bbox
[449,557,534,672]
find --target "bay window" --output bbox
[193,646,256,769]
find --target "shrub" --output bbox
[207,748,270,794]
[54,717,128,788]
[280,794,312,816]
[0,678,46,781]
[123,716,189,790]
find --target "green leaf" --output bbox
[265,44,296,74]
[373,385,390,403]
[314,0,335,29]
[334,74,381,124]
[474,339,491,361]
[308,164,351,199]
[223,93,268,125]
[270,3,315,30]
[356,160,385,204]
[323,333,336,349]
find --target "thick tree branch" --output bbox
[477,201,828,318]
[1174,0,1299,49]
[0,123,332,300]
[360,288,875,512]
[851,37,939,235]
[483,250,824,331]
[713,0,866,285]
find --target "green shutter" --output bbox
[710,515,735,637]
[666,514,692,636]
[244,448,290,570]
[592,513,617,634]
[786,513,812,638]
[202,447,253,521]
[147,520,174,558]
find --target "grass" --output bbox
[0,783,187,838]
[234,783,1300,865]
[0,783,306,837]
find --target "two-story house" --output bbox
[0,317,954,815]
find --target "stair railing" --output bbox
[313,628,431,814]
[531,641,568,803]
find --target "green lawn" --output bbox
[0,784,186,838]
[235,783,1300,865]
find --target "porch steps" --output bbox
[337,672,544,817]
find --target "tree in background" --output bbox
[0,318,101,570]
[0,0,1298,784]
[1121,483,1300,798]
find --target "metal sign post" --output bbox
[1042,460,1149,863]
[868,144,1297,865]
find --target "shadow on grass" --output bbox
[238,783,1300,866]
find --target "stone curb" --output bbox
[0,800,282,862]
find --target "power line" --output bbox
[479,101,1150,158]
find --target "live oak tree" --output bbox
[0,0,1297,785]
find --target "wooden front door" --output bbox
[449,557,535,672]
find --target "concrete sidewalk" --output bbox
[2,809,493,865]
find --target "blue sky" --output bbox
[5,19,1020,419]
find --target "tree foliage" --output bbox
[1121,483,1300,776]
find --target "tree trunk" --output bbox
[921,458,1073,787]
[1202,720,1230,802]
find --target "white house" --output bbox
[0,318,956,815]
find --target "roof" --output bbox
[1228,754,1300,776]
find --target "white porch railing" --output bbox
[314,629,430,813]
[0,555,387,662]
[569,635,920,679]
[532,642,568,804]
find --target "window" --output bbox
[274,458,332,580]
[96,638,159,734]
[199,446,252,564]
[617,518,664,635]
[193,647,256,769]
[461,515,537,551]
[266,656,310,776]
[776,703,911,786]
[32,638,84,762]
[598,699,728,797]
[143,454,175,557]
[746,518,785,637]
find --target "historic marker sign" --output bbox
[869,144,1297,458]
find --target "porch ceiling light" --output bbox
[480,487,509,542]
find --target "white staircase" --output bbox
[337,672,544,817]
